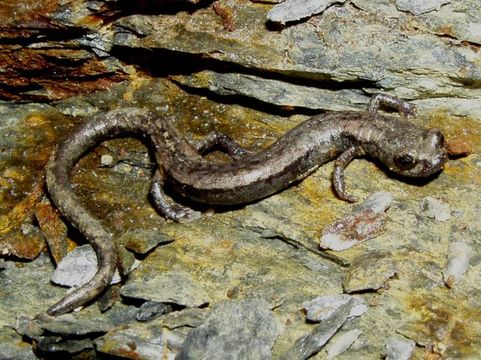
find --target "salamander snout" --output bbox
[390,128,448,177]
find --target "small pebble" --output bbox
[100,154,114,166]
[136,301,173,322]
[443,241,471,288]
[420,197,451,221]
[446,138,472,157]
[113,163,132,174]
[320,192,393,251]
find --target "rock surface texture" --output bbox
[1,1,480,359]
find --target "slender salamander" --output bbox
[45,94,448,315]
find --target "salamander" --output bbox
[45,94,448,315]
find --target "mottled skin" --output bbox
[45,95,448,315]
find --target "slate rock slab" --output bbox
[177,298,282,360]
[120,270,211,308]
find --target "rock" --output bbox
[384,337,416,360]
[95,308,208,360]
[442,241,471,288]
[325,329,362,359]
[177,298,281,360]
[120,270,210,308]
[120,229,174,255]
[343,252,398,293]
[303,294,367,322]
[279,299,354,360]
[51,244,121,288]
[420,197,451,221]
[136,301,173,322]
[320,192,393,251]
[0,326,37,360]
[100,154,114,166]
[396,0,451,15]
[267,0,348,24]
[32,304,138,336]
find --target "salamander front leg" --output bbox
[368,94,416,117]
[192,132,253,160]
[150,170,200,222]
[333,146,365,202]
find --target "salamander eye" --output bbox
[394,154,416,170]
[427,128,445,148]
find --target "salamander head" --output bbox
[379,127,448,177]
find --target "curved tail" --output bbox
[45,108,155,315]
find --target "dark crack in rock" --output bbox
[121,270,211,308]
[36,336,94,354]
[173,71,369,111]
[177,298,282,360]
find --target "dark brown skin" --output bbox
[45,95,448,315]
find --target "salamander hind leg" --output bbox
[333,146,365,202]
[368,94,416,117]
[192,132,253,160]
[150,170,200,222]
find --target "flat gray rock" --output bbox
[0,326,37,360]
[267,0,348,24]
[396,0,451,15]
[177,298,282,360]
[279,299,353,360]
[385,337,416,360]
[121,270,211,308]
[51,244,121,288]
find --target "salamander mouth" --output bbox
[419,153,448,176]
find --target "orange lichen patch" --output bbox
[35,201,69,265]
[0,181,44,235]
[0,0,60,35]
[213,1,236,32]
[406,293,481,358]
[427,111,481,153]
[0,228,45,260]
[0,47,127,101]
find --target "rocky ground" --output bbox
[1,1,480,359]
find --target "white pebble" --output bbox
[100,154,114,166]
[420,197,451,221]
[443,241,471,288]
